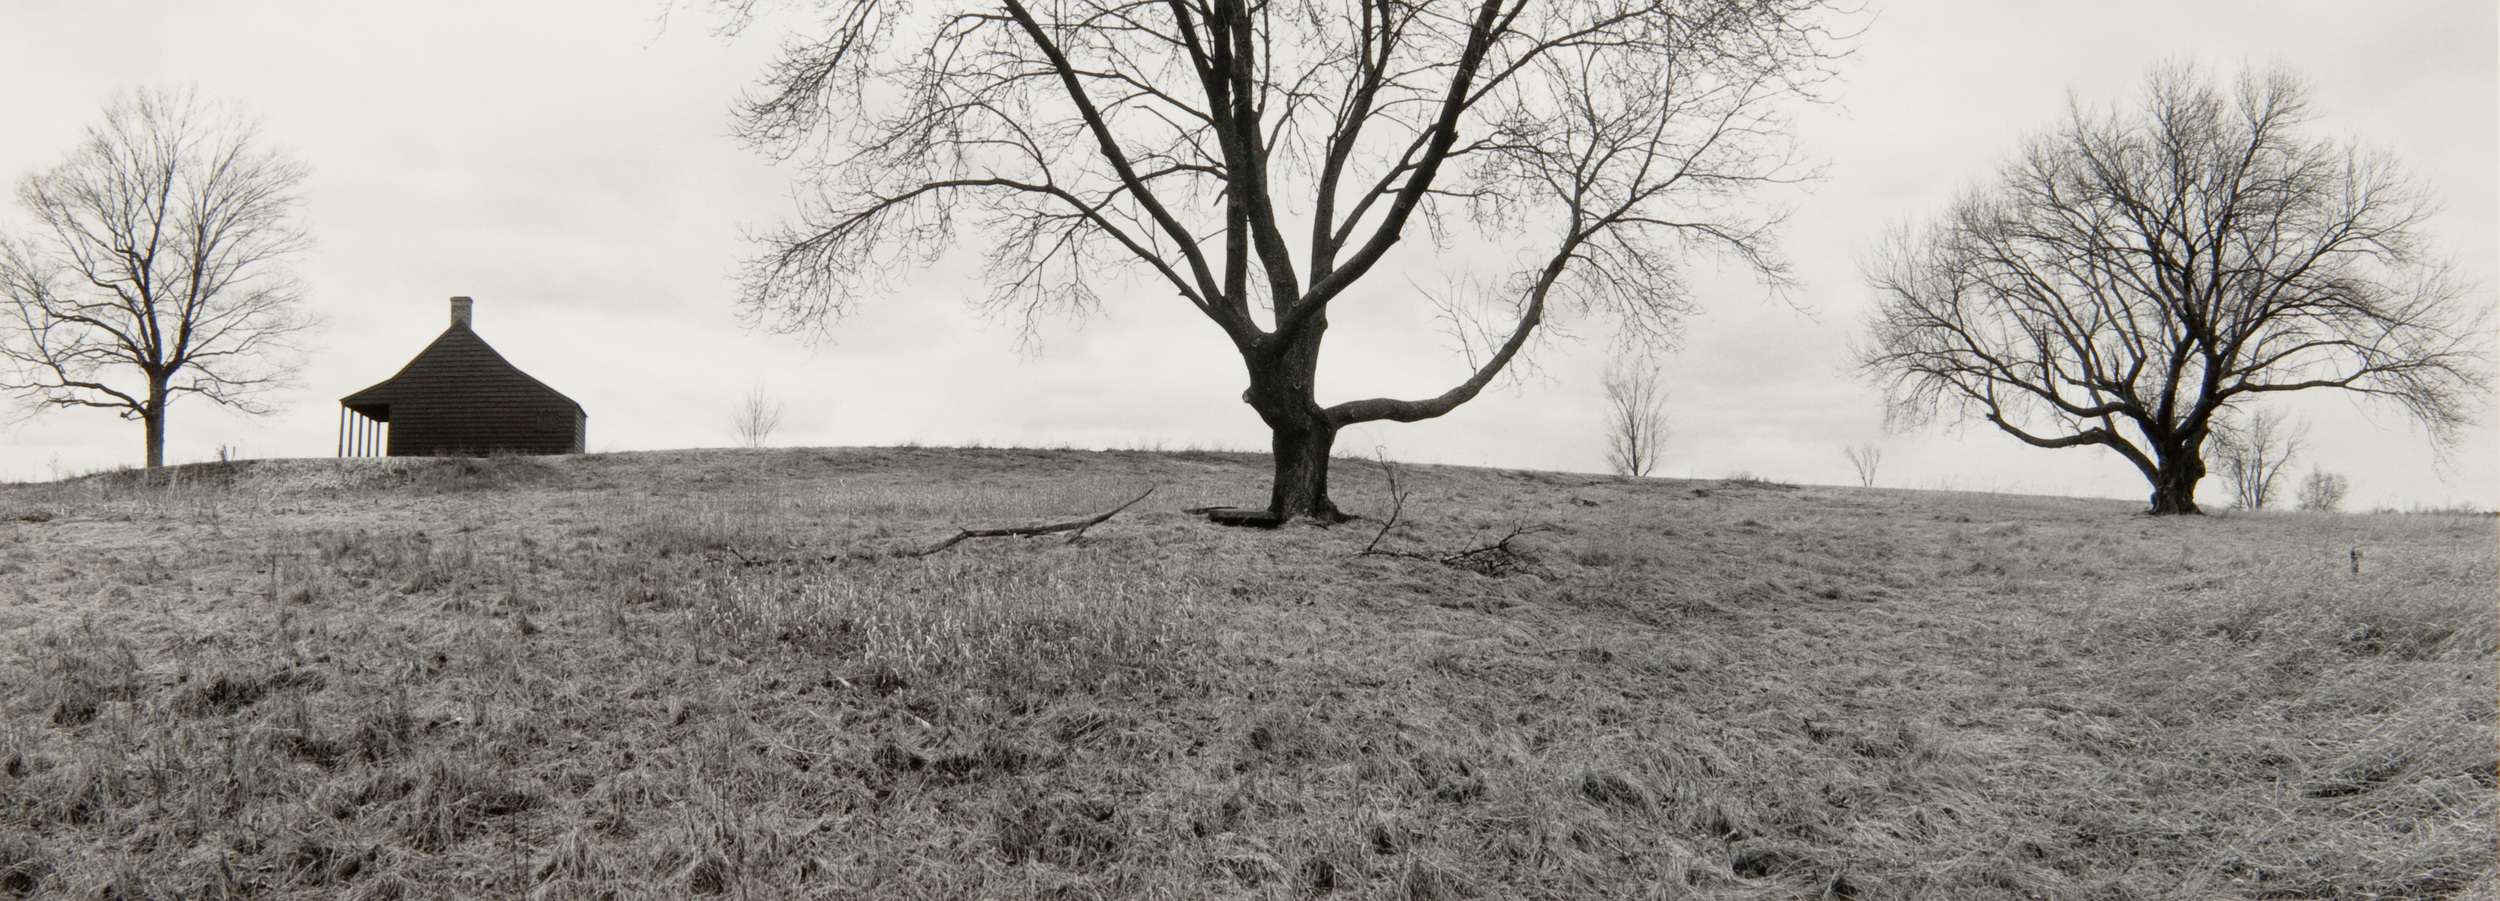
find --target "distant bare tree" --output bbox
[2209,408,2303,510]
[731,384,784,448]
[0,89,313,468]
[715,0,1845,521]
[1843,443,1881,487]
[2296,468,2349,513]
[1601,360,1668,477]
[1857,65,2490,515]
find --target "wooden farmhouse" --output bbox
[337,297,586,457]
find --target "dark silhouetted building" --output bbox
[338,297,585,456]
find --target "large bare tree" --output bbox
[718,0,1841,520]
[1857,66,2488,515]
[0,89,313,469]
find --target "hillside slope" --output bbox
[0,448,2491,899]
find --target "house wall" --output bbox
[385,393,582,456]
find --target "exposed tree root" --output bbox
[1190,506,1284,528]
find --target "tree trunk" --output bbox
[2147,443,2204,515]
[1242,313,1347,522]
[143,377,168,470]
[1268,420,1342,521]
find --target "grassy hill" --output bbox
[0,447,2491,899]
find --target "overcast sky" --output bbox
[1,1,2493,510]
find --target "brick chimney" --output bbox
[450,296,474,329]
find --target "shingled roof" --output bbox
[339,297,585,456]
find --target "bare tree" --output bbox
[1601,359,1668,477]
[1857,65,2489,515]
[2296,467,2349,513]
[2209,407,2303,510]
[0,89,313,468]
[731,384,784,448]
[1843,442,1880,487]
[715,0,1843,520]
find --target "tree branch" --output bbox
[907,486,1156,556]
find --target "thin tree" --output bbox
[0,89,313,469]
[1857,65,2488,515]
[2296,467,2348,513]
[2209,407,2302,510]
[1601,359,1668,477]
[731,384,784,448]
[715,0,1843,520]
[1843,442,1880,487]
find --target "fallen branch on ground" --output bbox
[1362,523,1556,576]
[1432,524,1556,576]
[718,546,856,567]
[909,487,1157,556]
[1352,454,1551,575]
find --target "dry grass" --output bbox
[0,447,2490,899]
